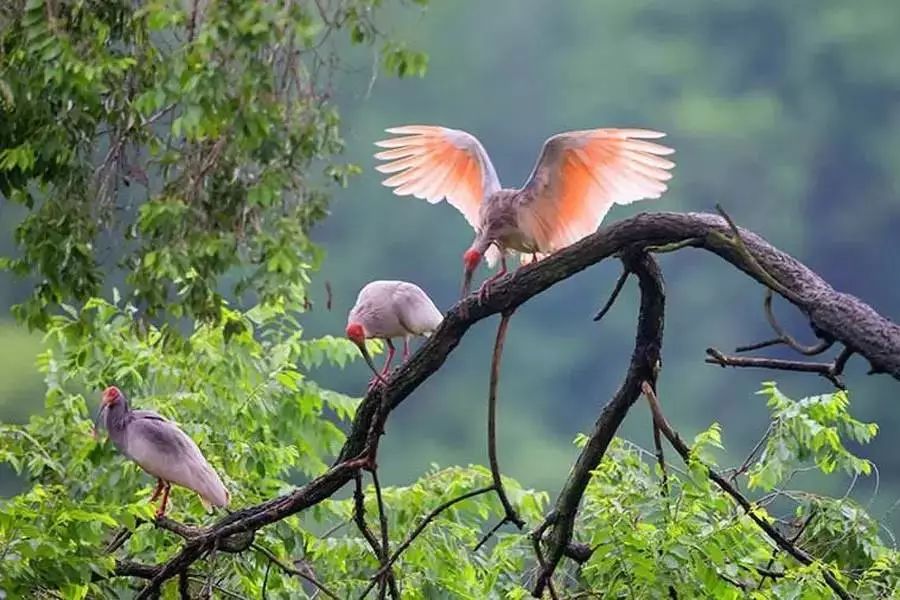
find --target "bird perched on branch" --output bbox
[375,125,675,298]
[94,386,229,517]
[346,280,443,388]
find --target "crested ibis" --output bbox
[94,386,229,517]
[374,125,675,298]
[346,280,443,387]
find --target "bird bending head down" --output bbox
[345,322,386,385]
[461,248,483,297]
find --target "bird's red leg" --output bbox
[380,340,396,377]
[478,256,508,303]
[149,478,164,502]
[402,337,410,361]
[368,340,396,391]
[155,482,171,518]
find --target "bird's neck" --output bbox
[104,403,132,448]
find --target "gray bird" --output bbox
[346,280,443,387]
[375,125,675,298]
[94,386,229,517]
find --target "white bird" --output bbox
[346,280,443,386]
[94,386,229,517]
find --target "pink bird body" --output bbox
[374,125,676,296]
[96,386,229,516]
[346,280,443,384]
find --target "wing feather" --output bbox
[374,125,501,229]
[519,128,675,251]
[394,283,443,336]
[125,418,229,508]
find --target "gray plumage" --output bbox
[97,387,229,513]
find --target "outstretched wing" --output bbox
[374,125,502,230]
[519,128,674,252]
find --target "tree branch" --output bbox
[641,382,851,600]
[252,542,340,600]
[533,250,665,597]
[112,211,897,595]
[360,486,495,598]
[487,309,524,529]
[705,347,850,389]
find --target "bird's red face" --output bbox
[461,249,482,298]
[101,385,124,407]
[463,249,482,272]
[346,323,366,346]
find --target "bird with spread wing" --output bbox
[374,125,675,299]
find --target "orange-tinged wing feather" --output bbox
[519,128,675,252]
[375,125,501,230]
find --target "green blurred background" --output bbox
[2,0,899,528]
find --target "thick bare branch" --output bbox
[533,250,665,597]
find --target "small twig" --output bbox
[473,517,508,552]
[360,486,495,598]
[105,527,134,553]
[593,267,629,321]
[652,418,669,496]
[261,558,271,600]
[487,310,525,528]
[370,469,399,599]
[712,204,803,305]
[705,348,848,389]
[729,423,772,483]
[641,382,852,600]
[760,289,834,356]
[530,534,560,600]
[325,280,333,311]
[353,473,392,595]
[758,509,817,589]
[252,543,340,600]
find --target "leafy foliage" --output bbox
[748,382,878,491]
[0,0,427,329]
[1,314,897,600]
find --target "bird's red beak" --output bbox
[347,324,386,386]
[460,249,482,298]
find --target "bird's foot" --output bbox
[367,374,388,393]
[477,279,495,304]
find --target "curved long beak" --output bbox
[356,341,387,386]
[460,268,474,300]
[92,403,107,438]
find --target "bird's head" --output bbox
[101,385,124,407]
[94,385,125,437]
[346,322,386,386]
[461,248,482,298]
[345,322,366,346]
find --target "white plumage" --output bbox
[346,280,443,384]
